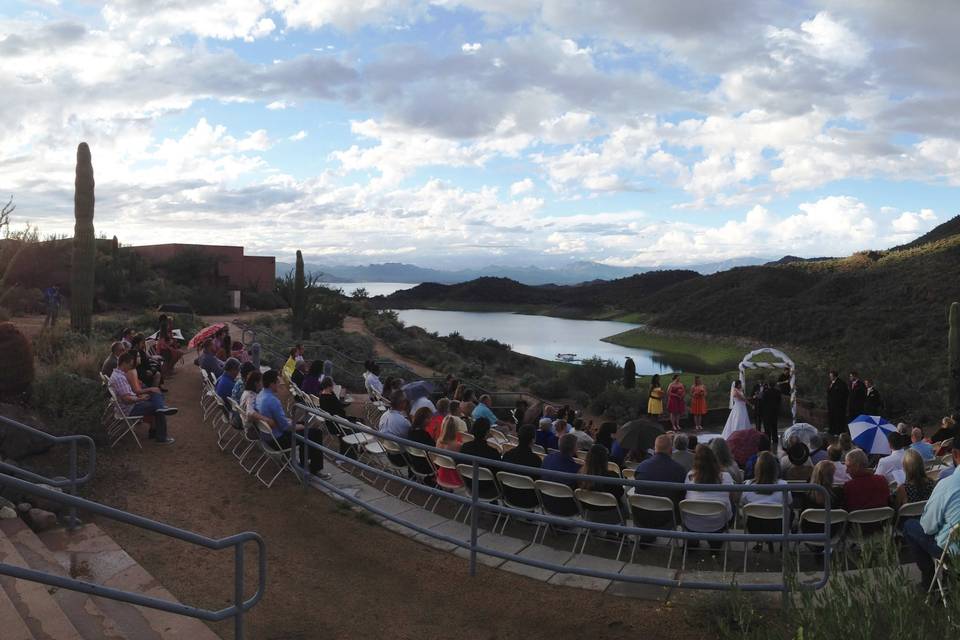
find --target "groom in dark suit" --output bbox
[759,380,782,448]
[827,370,849,435]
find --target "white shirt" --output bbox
[363,371,384,396]
[572,430,594,449]
[831,460,851,484]
[410,396,437,416]
[875,449,906,482]
[683,471,735,532]
[741,480,789,506]
[239,390,258,426]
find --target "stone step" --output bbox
[0,518,128,640]
[0,522,83,640]
[0,575,35,640]
[39,523,221,640]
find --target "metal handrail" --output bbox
[292,402,832,599]
[0,473,266,639]
[0,415,96,529]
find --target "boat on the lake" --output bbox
[555,353,579,362]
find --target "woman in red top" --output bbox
[426,398,450,441]
[666,374,686,432]
[435,416,464,489]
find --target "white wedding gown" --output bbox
[721,390,752,439]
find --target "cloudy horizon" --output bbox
[1,1,958,268]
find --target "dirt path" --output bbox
[83,360,704,640]
[342,315,437,378]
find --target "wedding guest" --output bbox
[827,445,851,484]
[406,407,436,447]
[647,374,663,417]
[238,371,270,429]
[199,338,224,378]
[571,418,594,449]
[847,371,867,421]
[903,446,960,587]
[689,376,707,431]
[838,432,853,455]
[910,427,936,461]
[666,374,686,432]
[596,422,617,452]
[801,460,844,510]
[633,434,687,505]
[301,360,323,396]
[502,425,542,475]
[232,362,255,402]
[378,391,411,438]
[683,445,735,548]
[672,433,694,473]
[363,360,384,397]
[781,441,813,481]
[875,432,908,483]
[541,433,582,486]
[744,436,771,481]
[101,341,126,377]
[255,370,329,479]
[215,358,241,405]
[931,416,957,446]
[895,449,936,508]
[827,370,849,435]
[459,418,502,463]
[740,452,788,506]
[809,434,829,465]
[290,359,308,388]
[426,398,450,440]
[435,416,464,488]
[710,437,743,483]
[109,352,177,445]
[863,378,884,415]
[843,449,890,511]
[578,444,624,518]
[535,417,559,451]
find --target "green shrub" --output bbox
[0,322,34,399]
[32,328,92,365]
[31,369,108,441]
[589,386,646,421]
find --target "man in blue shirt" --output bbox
[255,370,329,479]
[215,358,240,403]
[904,446,960,586]
[378,390,411,438]
[909,427,936,462]
[541,434,582,487]
[199,338,224,378]
[472,394,507,430]
[633,434,687,505]
[535,418,558,451]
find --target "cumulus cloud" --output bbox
[509,178,534,196]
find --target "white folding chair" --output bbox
[575,489,626,560]
[253,420,299,488]
[928,524,960,607]
[740,502,786,572]
[495,471,541,539]
[105,387,143,449]
[627,494,678,568]
[678,499,729,573]
[429,452,465,517]
[797,508,848,573]
[218,397,244,451]
[534,480,585,553]
[895,500,927,531]
[456,463,502,527]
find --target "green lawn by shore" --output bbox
[602,327,743,374]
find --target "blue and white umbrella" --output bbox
[848,415,896,455]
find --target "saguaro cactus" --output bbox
[950,302,960,411]
[292,249,306,339]
[70,142,95,335]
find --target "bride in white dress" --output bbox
[721,379,752,439]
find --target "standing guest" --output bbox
[281,348,298,380]
[363,360,384,397]
[290,360,308,388]
[809,434,829,465]
[759,380,782,447]
[535,418,559,451]
[541,433,582,487]
[42,284,61,328]
[827,370,849,435]
[683,445,735,547]
[903,445,960,587]
[666,374,686,432]
[571,418,594,449]
[215,358,241,406]
[633,434,687,505]
[863,379,884,415]
[199,339,224,378]
[827,445,851,484]
[710,437,743,483]
[623,357,636,389]
[843,449,890,511]
[744,436,771,481]
[740,452,788,506]
[910,427,936,462]
[406,407,435,447]
[895,449,936,508]
[426,398,450,440]
[672,433,694,473]
[847,371,867,421]
[300,360,323,396]
[502,425,542,475]
[647,374,664,417]
[378,390,411,439]
[801,460,844,511]
[459,418,502,463]
[875,432,908,483]
[255,370,329,479]
[777,367,791,398]
[109,352,177,445]
[101,342,126,377]
[689,376,707,431]
[156,315,183,374]
[435,416,465,488]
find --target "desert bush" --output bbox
[30,369,107,441]
[32,328,92,365]
[589,386,646,421]
[0,322,34,400]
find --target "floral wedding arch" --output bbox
[738,348,797,421]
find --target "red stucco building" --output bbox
[130,244,275,293]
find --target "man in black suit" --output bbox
[863,378,884,415]
[847,371,867,421]
[759,381,782,448]
[827,370,849,435]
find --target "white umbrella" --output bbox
[780,423,819,451]
[849,415,896,455]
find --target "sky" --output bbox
[1,1,958,269]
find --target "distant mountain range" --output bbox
[274,257,767,286]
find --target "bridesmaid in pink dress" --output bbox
[666,374,686,432]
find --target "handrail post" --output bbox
[781,488,790,609]
[469,460,479,577]
[68,440,78,531]
[234,542,244,640]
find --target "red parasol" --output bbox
[187,323,227,349]
[726,428,768,467]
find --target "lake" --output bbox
[321,282,418,297]
[395,308,675,374]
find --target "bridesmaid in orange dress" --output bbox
[690,376,708,431]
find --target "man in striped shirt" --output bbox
[109,352,178,444]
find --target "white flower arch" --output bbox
[739,347,797,421]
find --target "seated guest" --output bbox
[511,399,528,428]
[827,445,851,484]
[318,360,335,387]
[809,434,828,465]
[255,370,329,480]
[120,327,134,350]
[426,398,450,440]
[410,388,437,416]
[578,444,624,516]
[215,358,241,404]
[843,448,890,511]
[683,445,735,547]
[290,359,308,388]
[781,442,813,481]
[407,407,436,447]
[300,360,323,396]
[710,437,743,483]
[535,417,559,451]
[744,436,771,481]
[435,416,464,488]
[109,352,177,444]
[910,427,936,462]
[895,449,936,508]
[541,433,582,487]
[571,418,594,449]
[459,418,502,463]
[471,394,504,429]
[378,390,411,439]
[101,341,125,377]
[595,422,617,451]
[741,452,788,506]
[930,416,957,446]
[903,444,960,587]
[671,433,694,473]
[313,377,353,457]
[838,432,853,455]
[130,333,163,388]
[502,425,542,475]
[156,315,183,374]
[363,360,384,397]
[875,432,908,482]
[633,434,687,505]
[199,339,224,378]
[801,460,844,511]
[232,362,255,403]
